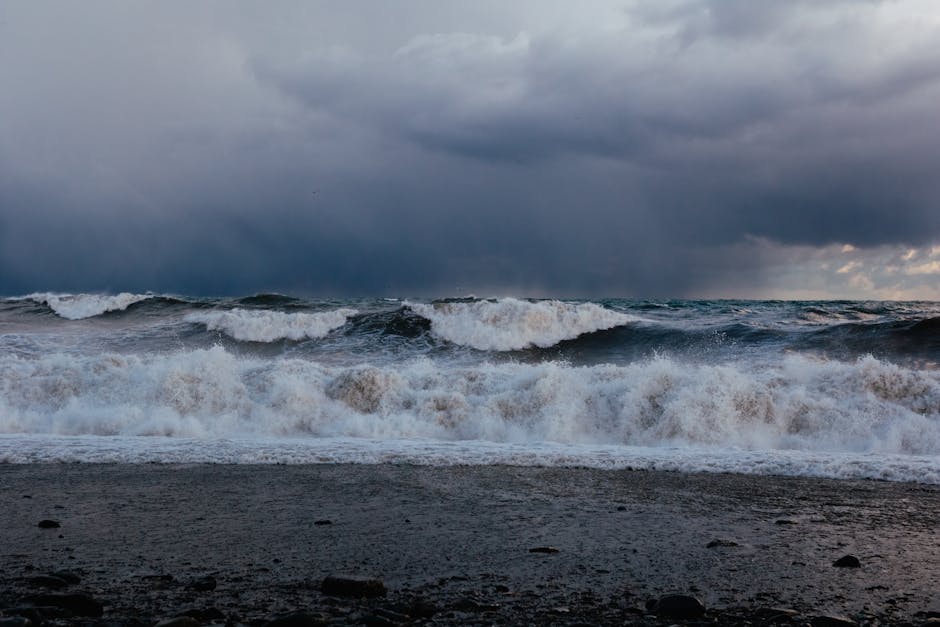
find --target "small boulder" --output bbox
[833,555,860,568]
[37,520,61,529]
[652,594,706,619]
[321,575,386,598]
[314,519,332,526]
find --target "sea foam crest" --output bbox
[185,308,358,342]
[406,298,636,350]
[24,292,154,320]
[2,348,938,460]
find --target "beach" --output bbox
[3,464,939,625]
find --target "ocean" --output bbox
[1,293,938,483]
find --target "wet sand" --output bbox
[2,464,939,625]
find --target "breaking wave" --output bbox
[23,292,154,320]
[406,298,637,351]
[184,308,358,342]
[1,348,938,459]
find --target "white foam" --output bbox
[184,308,358,342]
[24,292,153,320]
[406,298,637,350]
[1,349,939,473]
[1,435,938,483]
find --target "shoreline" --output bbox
[2,464,939,625]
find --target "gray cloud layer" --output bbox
[2,1,940,297]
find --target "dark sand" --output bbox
[2,464,939,625]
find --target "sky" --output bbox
[2,1,940,299]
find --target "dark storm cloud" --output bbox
[2,0,940,297]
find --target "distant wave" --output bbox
[22,292,154,320]
[233,293,305,307]
[2,348,938,460]
[185,307,358,342]
[406,298,638,351]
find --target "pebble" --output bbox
[528,546,560,554]
[313,519,332,526]
[321,575,387,598]
[833,555,861,568]
[706,539,739,548]
[187,575,217,591]
[36,520,61,529]
[652,594,706,619]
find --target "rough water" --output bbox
[2,293,939,482]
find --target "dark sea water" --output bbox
[1,293,939,482]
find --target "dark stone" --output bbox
[181,606,226,621]
[50,570,81,584]
[809,615,856,626]
[321,575,387,598]
[833,555,861,568]
[153,618,200,627]
[528,546,560,554]
[187,575,217,591]
[26,575,69,589]
[774,519,798,525]
[314,519,332,526]
[407,598,438,619]
[653,594,706,619]
[37,520,60,529]
[264,610,329,626]
[706,539,739,548]
[616,506,627,511]
[25,593,104,617]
